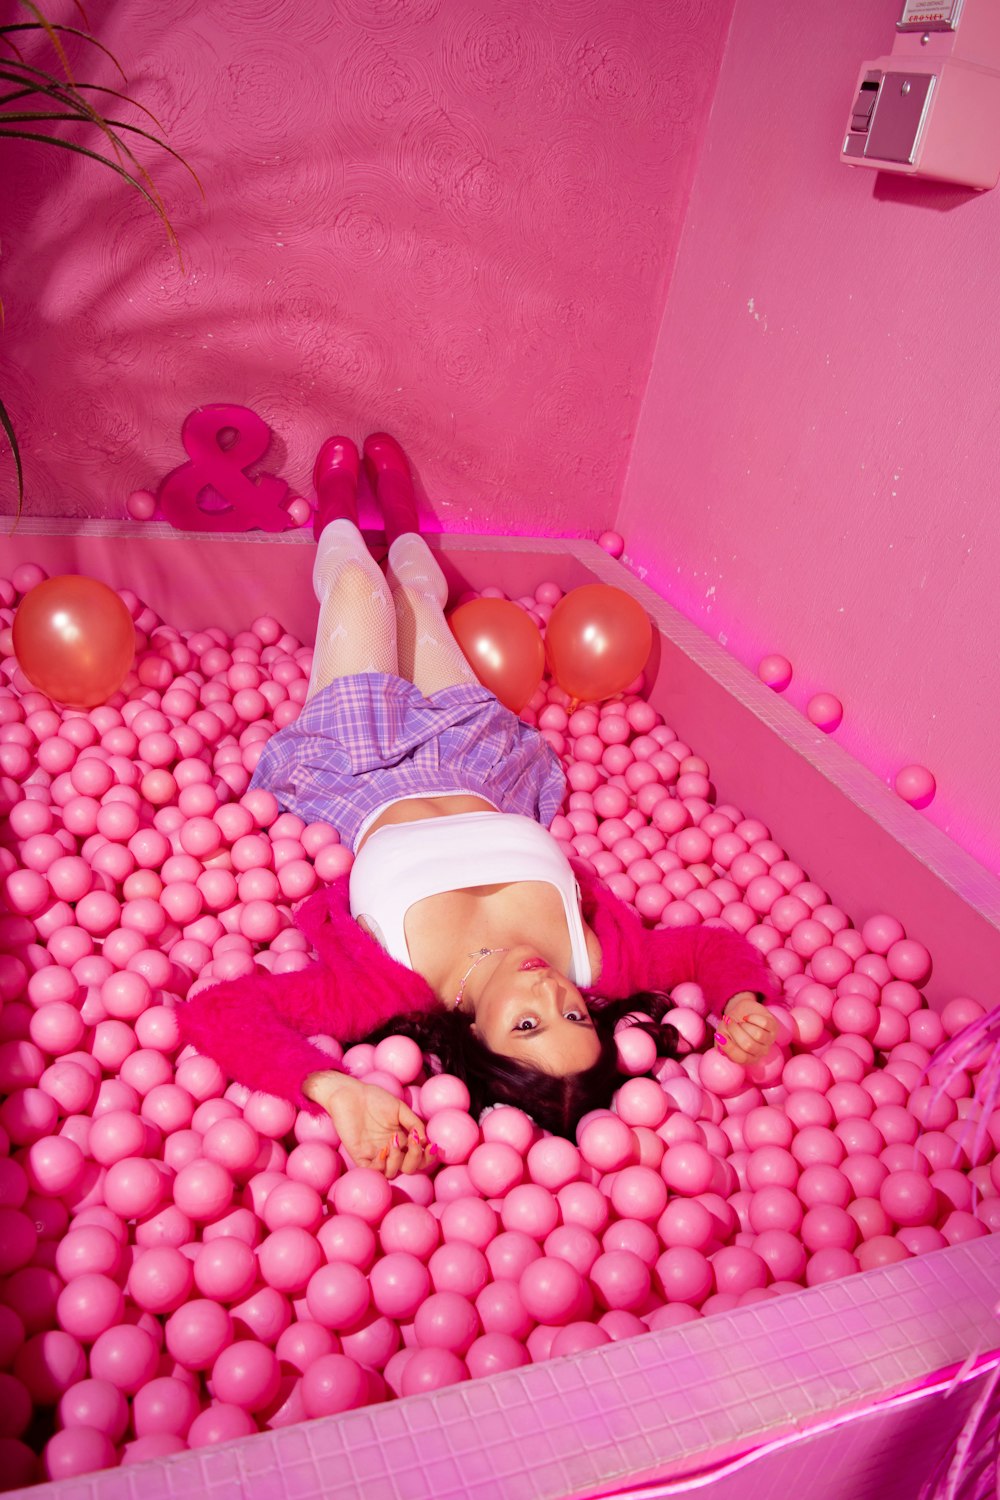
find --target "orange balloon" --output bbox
[12,574,136,709]
[448,598,545,714]
[544,584,652,703]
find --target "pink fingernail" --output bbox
[429,1143,440,1156]
[716,1035,727,1047]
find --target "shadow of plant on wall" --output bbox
[0,0,199,524]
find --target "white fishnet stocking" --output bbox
[306,520,397,699]
[386,532,478,696]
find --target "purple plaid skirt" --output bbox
[250,673,567,850]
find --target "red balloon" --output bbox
[448,599,545,714]
[12,575,135,709]
[544,584,652,704]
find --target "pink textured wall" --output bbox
[619,0,1000,874]
[0,0,732,535]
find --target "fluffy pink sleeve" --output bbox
[176,877,438,1111]
[575,862,778,1009]
[176,963,346,1114]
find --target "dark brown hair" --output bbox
[363,992,680,1138]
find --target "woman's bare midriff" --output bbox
[356,794,498,852]
[353,796,602,1000]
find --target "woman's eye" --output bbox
[565,1009,583,1022]
[514,1018,537,1032]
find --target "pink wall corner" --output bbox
[619,0,1000,873]
[0,0,733,540]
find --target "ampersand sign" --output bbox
[158,404,293,532]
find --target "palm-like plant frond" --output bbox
[0,2,200,527]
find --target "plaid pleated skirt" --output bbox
[249,673,567,850]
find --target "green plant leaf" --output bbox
[0,394,25,529]
[0,109,203,193]
[0,0,198,523]
[0,128,180,250]
[0,21,128,83]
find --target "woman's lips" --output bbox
[519,957,547,971]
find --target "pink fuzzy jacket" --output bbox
[176,864,777,1113]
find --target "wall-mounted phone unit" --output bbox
[842,0,1000,189]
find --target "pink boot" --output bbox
[312,436,360,539]
[363,432,419,544]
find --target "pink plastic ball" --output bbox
[372,1034,424,1084]
[712,1245,768,1295]
[193,1236,257,1302]
[211,1340,281,1412]
[894,765,935,809]
[132,1375,200,1438]
[173,1158,234,1221]
[578,1115,636,1172]
[330,1167,392,1225]
[879,1170,937,1228]
[318,1214,377,1269]
[56,1273,124,1342]
[886,938,932,985]
[259,1226,324,1294]
[439,1196,499,1251]
[481,1106,535,1153]
[306,1260,371,1330]
[399,1347,467,1396]
[526,1136,583,1191]
[467,1141,525,1197]
[426,1107,480,1165]
[128,1246,194,1314]
[14,1329,87,1404]
[610,1164,668,1223]
[590,1249,651,1311]
[500,1183,560,1239]
[187,1403,257,1448]
[413,1291,480,1354]
[757,655,792,691]
[376,1204,438,1263]
[661,1141,715,1196]
[597,530,625,558]
[655,1247,713,1305]
[519,1257,587,1325]
[55,1226,121,1282]
[87,1324,158,1395]
[615,1077,670,1129]
[164,1298,233,1370]
[58,1377,128,1441]
[466,1331,530,1378]
[806,694,843,732]
[614,1025,659,1075]
[42,1426,116,1481]
[300,1353,368,1417]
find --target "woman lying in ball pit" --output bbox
[178,433,779,1176]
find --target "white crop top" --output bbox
[349,812,593,986]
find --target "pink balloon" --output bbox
[545,585,652,704]
[13,576,135,709]
[448,599,544,714]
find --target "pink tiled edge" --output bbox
[14,1237,999,1500]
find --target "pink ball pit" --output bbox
[0,525,997,1500]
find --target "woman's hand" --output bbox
[719,993,778,1065]
[303,1070,434,1179]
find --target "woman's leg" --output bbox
[385,532,478,696]
[307,520,399,700]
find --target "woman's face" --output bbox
[471,947,602,1076]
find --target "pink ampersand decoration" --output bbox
[158,405,293,532]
